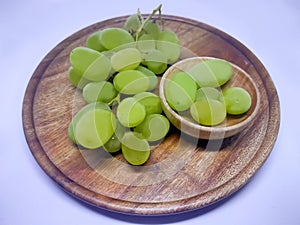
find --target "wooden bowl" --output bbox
[159,57,260,139]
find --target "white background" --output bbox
[1,0,300,224]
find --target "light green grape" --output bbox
[113,120,128,141]
[196,87,222,101]
[134,114,170,142]
[156,30,180,64]
[165,72,197,111]
[100,28,134,50]
[143,49,168,74]
[113,70,149,94]
[135,66,158,90]
[103,133,121,153]
[70,47,111,82]
[68,122,77,144]
[68,66,90,89]
[110,48,142,72]
[188,59,232,87]
[124,14,142,34]
[190,99,226,126]
[143,21,160,38]
[117,97,146,127]
[121,132,150,165]
[137,34,156,53]
[133,92,162,115]
[223,87,252,115]
[74,108,116,149]
[86,31,106,52]
[82,81,117,103]
[68,102,111,144]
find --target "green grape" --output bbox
[188,59,232,87]
[134,114,170,142]
[110,47,142,72]
[121,132,150,165]
[143,21,160,38]
[135,66,158,90]
[223,87,252,115]
[82,81,117,103]
[100,28,134,50]
[137,34,156,53]
[111,42,137,52]
[70,47,111,82]
[156,30,180,64]
[74,108,116,149]
[113,70,149,94]
[68,102,111,144]
[117,97,146,127]
[133,92,162,115]
[103,133,121,153]
[165,72,197,111]
[143,49,168,74]
[124,14,142,34]
[86,31,106,52]
[68,66,90,89]
[68,122,77,144]
[190,99,226,126]
[196,87,222,101]
[113,120,128,141]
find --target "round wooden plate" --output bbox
[22,15,280,215]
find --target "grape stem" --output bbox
[135,4,162,41]
[108,93,120,106]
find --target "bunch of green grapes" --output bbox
[67,5,176,165]
[165,58,252,126]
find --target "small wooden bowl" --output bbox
[159,57,260,139]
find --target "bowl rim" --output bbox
[159,56,261,137]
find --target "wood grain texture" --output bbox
[22,15,280,215]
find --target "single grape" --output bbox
[143,49,168,74]
[117,97,146,127]
[74,108,116,149]
[133,92,162,115]
[190,99,226,126]
[135,66,158,90]
[82,81,117,103]
[68,102,111,144]
[223,87,252,115]
[196,87,222,101]
[86,31,106,52]
[110,47,142,72]
[103,133,121,153]
[156,30,180,64]
[121,132,150,166]
[188,59,232,87]
[113,70,149,94]
[137,34,156,53]
[70,47,111,82]
[134,114,170,142]
[100,28,134,50]
[124,14,142,34]
[143,21,160,38]
[68,66,90,89]
[165,72,197,111]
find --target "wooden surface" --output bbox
[22,15,280,215]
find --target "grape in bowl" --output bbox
[159,56,260,140]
